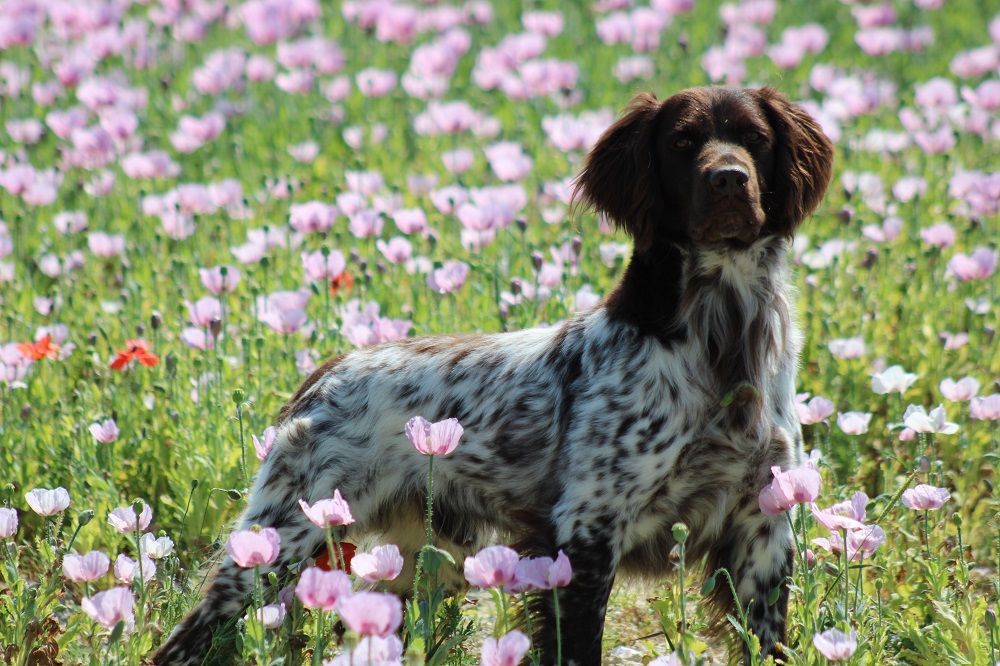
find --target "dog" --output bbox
[154,86,833,665]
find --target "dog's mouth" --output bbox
[695,199,766,245]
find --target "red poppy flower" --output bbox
[17,335,60,361]
[329,271,354,296]
[110,339,160,370]
[315,542,356,574]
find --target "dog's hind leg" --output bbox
[153,423,362,666]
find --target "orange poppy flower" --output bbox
[17,335,60,361]
[330,271,354,296]
[110,339,160,371]
[314,542,356,574]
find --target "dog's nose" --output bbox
[709,167,749,196]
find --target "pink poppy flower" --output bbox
[426,261,470,294]
[871,365,917,395]
[810,503,865,532]
[464,545,519,589]
[481,630,531,666]
[0,508,17,538]
[108,502,152,533]
[257,290,311,334]
[948,247,997,281]
[902,405,959,434]
[299,490,354,527]
[348,209,384,238]
[253,603,286,629]
[901,484,950,510]
[289,202,338,233]
[827,337,865,360]
[254,426,278,461]
[939,377,979,402]
[325,635,403,666]
[523,11,564,36]
[301,250,346,282]
[337,591,403,637]
[939,331,969,350]
[288,142,319,163]
[485,142,532,181]
[295,567,352,610]
[180,328,214,351]
[351,544,404,583]
[511,550,572,592]
[87,232,126,258]
[812,628,857,661]
[199,265,241,294]
[356,68,397,97]
[81,587,135,629]
[812,525,885,562]
[405,416,463,456]
[25,487,71,516]
[392,208,428,234]
[140,533,174,559]
[825,491,868,523]
[186,297,222,327]
[796,396,835,425]
[89,418,120,443]
[63,551,111,582]
[376,237,413,264]
[114,553,156,585]
[971,394,1000,421]
[758,465,822,516]
[226,528,281,568]
[919,222,955,248]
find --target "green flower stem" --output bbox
[553,588,562,666]
[311,607,325,666]
[923,510,931,559]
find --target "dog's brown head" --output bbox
[574,87,834,252]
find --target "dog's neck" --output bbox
[606,235,795,418]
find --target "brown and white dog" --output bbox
[154,87,833,665]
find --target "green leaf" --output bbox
[420,545,456,575]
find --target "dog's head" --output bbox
[574,87,834,252]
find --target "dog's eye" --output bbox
[744,131,765,144]
[672,137,693,150]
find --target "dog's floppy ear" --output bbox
[756,88,834,235]
[573,92,662,252]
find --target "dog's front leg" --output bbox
[709,501,794,663]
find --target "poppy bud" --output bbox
[531,252,544,271]
[150,311,162,330]
[232,388,245,405]
[135,324,145,337]
[209,318,222,339]
[515,218,528,233]
[510,279,522,296]
[671,522,689,545]
[77,509,95,527]
[571,236,583,257]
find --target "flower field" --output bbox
[0,0,998,664]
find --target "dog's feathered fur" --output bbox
[154,86,833,665]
